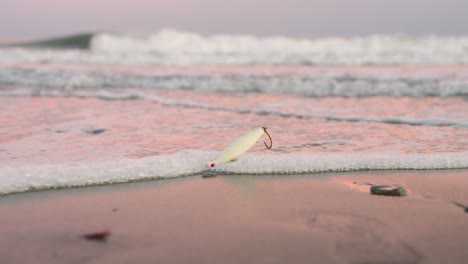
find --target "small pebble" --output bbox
[370,185,407,196]
[85,128,107,134]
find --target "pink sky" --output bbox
[2,0,468,38]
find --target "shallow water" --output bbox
[1,94,467,167]
[1,89,467,195]
[1,31,468,194]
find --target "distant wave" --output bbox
[2,29,468,65]
[4,33,94,49]
[1,150,468,195]
[1,66,468,98]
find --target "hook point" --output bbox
[262,127,273,149]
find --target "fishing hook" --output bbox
[262,127,273,149]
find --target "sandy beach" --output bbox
[1,169,467,264]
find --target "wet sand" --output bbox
[0,170,467,264]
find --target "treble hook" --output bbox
[262,127,273,149]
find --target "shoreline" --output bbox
[1,169,467,263]
[1,167,468,198]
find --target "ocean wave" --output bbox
[1,67,467,98]
[6,33,94,49]
[2,29,468,65]
[1,150,467,195]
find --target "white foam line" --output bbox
[0,150,212,196]
[149,99,468,129]
[1,88,466,129]
[211,152,468,174]
[328,116,468,128]
[267,111,468,129]
[250,109,468,128]
[1,151,468,195]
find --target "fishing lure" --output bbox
[208,127,272,168]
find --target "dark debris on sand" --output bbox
[84,128,107,134]
[202,171,217,178]
[370,185,407,197]
[82,231,111,242]
[452,202,468,213]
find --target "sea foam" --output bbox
[90,30,468,65]
[1,66,467,98]
[2,29,468,65]
[1,150,467,195]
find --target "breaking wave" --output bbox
[1,66,467,98]
[3,29,468,65]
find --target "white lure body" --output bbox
[209,127,266,168]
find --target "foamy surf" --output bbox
[1,65,467,98]
[1,150,468,195]
[2,29,468,65]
